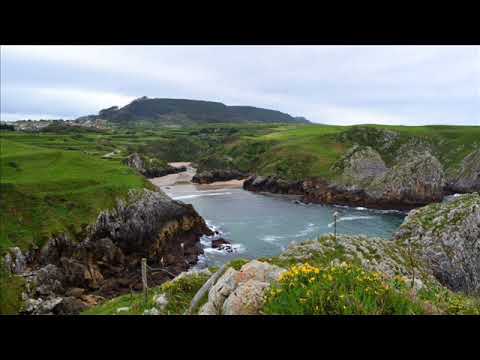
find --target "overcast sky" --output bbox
[1,45,479,125]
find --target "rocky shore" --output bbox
[124,153,186,178]
[3,188,212,314]
[244,146,480,210]
[192,169,249,184]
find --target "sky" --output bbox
[1,45,479,125]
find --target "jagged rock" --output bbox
[144,308,160,315]
[35,297,64,314]
[449,149,480,193]
[393,193,480,294]
[222,280,270,315]
[54,297,88,315]
[123,153,184,178]
[39,234,76,266]
[332,145,388,186]
[367,151,445,206]
[65,287,85,298]
[199,260,286,315]
[34,264,65,296]
[192,169,248,184]
[3,247,27,274]
[88,189,211,261]
[16,188,213,314]
[243,175,304,195]
[153,293,168,311]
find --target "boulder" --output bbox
[199,260,286,315]
[222,280,270,315]
[192,169,248,184]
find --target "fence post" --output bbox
[141,258,148,304]
[333,211,339,240]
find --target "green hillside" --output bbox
[0,136,152,252]
[78,97,310,126]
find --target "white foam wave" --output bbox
[261,235,285,243]
[328,216,375,227]
[203,243,246,255]
[173,192,232,200]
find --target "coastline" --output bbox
[149,162,245,190]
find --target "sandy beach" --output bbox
[149,162,245,189]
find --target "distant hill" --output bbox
[76,97,310,126]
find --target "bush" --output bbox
[262,263,428,315]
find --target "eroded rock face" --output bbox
[20,188,213,314]
[331,145,388,186]
[367,151,445,207]
[192,169,248,184]
[393,193,480,294]
[243,175,305,195]
[199,260,285,315]
[123,153,185,178]
[448,149,480,193]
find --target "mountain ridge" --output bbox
[75,96,310,126]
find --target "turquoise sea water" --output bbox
[163,185,406,267]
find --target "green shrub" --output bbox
[262,263,428,315]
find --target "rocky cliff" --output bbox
[123,153,186,178]
[393,193,480,294]
[192,169,249,184]
[4,189,212,314]
[447,149,480,193]
[245,145,446,210]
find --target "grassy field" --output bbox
[2,122,479,252]
[0,134,152,252]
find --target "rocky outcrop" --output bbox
[199,260,286,315]
[393,193,480,294]
[17,188,212,314]
[366,151,445,207]
[245,149,445,210]
[331,145,388,186]
[123,153,185,178]
[192,169,248,184]
[243,175,304,195]
[447,149,480,193]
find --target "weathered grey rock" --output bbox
[393,193,480,294]
[237,260,286,283]
[144,308,160,315]
[200,260,286,315]
[332,145,388,187]
[3,247,27,274]
[222,279,270,315]
[449,149,480,193]
[367,151,445,206]
[153,293,168,311]
[206,267,240,314]
[34,264,65,296]
[192,169,248,184]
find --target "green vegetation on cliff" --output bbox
[0,137,152,252]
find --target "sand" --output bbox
[149,162,245,189]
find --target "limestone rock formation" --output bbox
[123,153,185,178]
[366,151,445,207]
[448,149,480,193]
[393,193,480,294]
[199,260,286,315]
[331,145,388,187]
[192,169,248,184]
[18,188,212,314]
